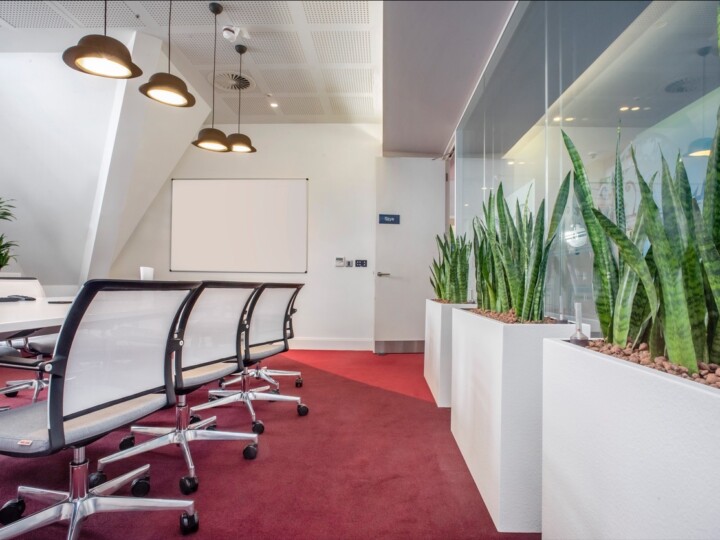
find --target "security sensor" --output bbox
[222,25,239,42]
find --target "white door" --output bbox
[374,157,445,353]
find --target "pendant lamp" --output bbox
[687,46,712,158]
[63,0,141,79]
[227,44,257,153]
[192,3,229,152]
[139,1,195,107]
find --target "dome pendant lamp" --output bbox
[139,1,195,107]
[227,44,257,153]
[192,2,229,152]
[63,0,142,79]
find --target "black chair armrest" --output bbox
[0,355,49,371]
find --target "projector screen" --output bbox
[171,178,308,273]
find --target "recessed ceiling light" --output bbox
[270,102,279,108]
[565,117,575,122]
[507,161,515,165]
[631,106,640,111]
[464,203,469,207]
[619,106,629,111]
[552,116,562,122]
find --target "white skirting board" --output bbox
[542,339,720,539]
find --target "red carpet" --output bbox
[0,351,539,540]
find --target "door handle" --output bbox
[377,272,391,277]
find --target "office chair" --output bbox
[92,281,261,495]
[0,277,56,402]
[0,279,201,538]
[192,283,308,434]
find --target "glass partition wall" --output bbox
[456,0,720,332]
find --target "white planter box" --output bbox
[423,299,473,407]
[450,309,575,533]
[542,339,720,539]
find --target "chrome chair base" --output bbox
[0,448,197,540]
[2,376,48,403]
[96,395,258,490]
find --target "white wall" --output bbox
[112,123,382,350]
[0,51,116,286]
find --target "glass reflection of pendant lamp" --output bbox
[687,46,712,158]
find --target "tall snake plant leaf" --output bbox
[660,154,706,360]
[547,172,571,247]
[592,209,658,342]
[703,107,720,249]
[613,128,626,278]
[497,186,523,311]
[521,201,546,320]
[638,175,697,371]
[692,202,720,313]
[563,131,618,339]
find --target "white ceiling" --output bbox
[0,1,516,155]
[0,0,383,124]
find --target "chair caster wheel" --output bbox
[180,511,200,534]
[243,443,258,460]
[119,434,135,450]
[252,420,265,434]
[4,392,18,398]
[131,476,151,497]
[0,498,25,525]
[208,395,219,402]
[218,377,225,388]
[189,414,201,425]
[297,403,309,416]
[179,476,199,495]
[88,471,107,488]
[270,388,280,395]
[295,377,303,388]
[206,423,217,431]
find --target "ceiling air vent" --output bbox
[210,72,256,92]
[664,77,699,93]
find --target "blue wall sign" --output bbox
[379,214,400,224]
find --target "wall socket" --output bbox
[355,260,367,267]
[335,257,345,267]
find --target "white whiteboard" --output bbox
[171,178,308,273]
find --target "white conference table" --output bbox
[0,297,74,340]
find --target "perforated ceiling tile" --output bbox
[223,1,293,25]
[312,31,371,64]
[57,1,144,28]
[323,68,373,93]
[0,1,72,28]
[275,97,324,115]
[140,1,212,27]
[261,69,316,94]
[330,96,374,116]
[302,1,369,24]
[247,32,305,65]
[169,32,209,64]
[223,95,272,115]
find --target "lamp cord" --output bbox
[167,0,172,73]
[211,10,217,128]
[103,0,107,36]
[237,50,242,132]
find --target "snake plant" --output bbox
[0,198,16,270]
[472,175,570,321]
[430,227,470,303]
[564,106,720,372]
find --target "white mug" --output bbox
[139,266,154,281]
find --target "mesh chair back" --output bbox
[179,282,260,370]
[51,280,199,419]
[0,277,46,298]
[246,284,303,347]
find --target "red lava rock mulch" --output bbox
[586,340,720,389]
